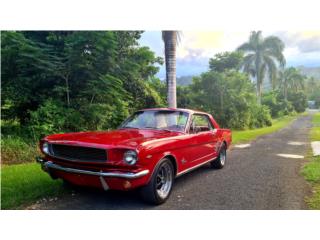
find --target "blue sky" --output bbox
[139,31,320,79]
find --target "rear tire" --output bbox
[140,158,174,205]
[211,143,226,169]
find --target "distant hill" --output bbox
[176,75,194,86]
[176,66,320,87]
[297,66,320,79]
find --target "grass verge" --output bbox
[1,163,65,209]
[301,112,320,209]
[1,136,40,165]
[232,114,299,144]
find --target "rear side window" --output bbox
[189,114,214,133]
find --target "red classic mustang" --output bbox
[37,108,232,204]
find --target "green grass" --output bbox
[1,163,65,209]
[302,156,320,182]
[232,115,298,144]
[301,112,320,210]
[310,113,320,141]
[306,185,320,210]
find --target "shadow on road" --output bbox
[57,163,217,210]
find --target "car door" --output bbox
[187,114,219,166]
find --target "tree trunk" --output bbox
[255,56,262,105]
[163,31,177,108]
[284,83,288,101]
[257,82,262,105]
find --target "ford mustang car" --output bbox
[36,108,232,204]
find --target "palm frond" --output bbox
[237,42,254,52]
[263,36,285,52]
[263,55,278,89]
[242,53,256,76]
[263,36,286,67]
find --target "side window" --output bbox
[189,115,214,133]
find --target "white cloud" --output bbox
[273,31,320,53]
[140,31,320,78]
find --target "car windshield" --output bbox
[120,110,189,132]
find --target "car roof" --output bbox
[139,108,210,115]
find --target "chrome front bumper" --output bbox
[36,157,149,179]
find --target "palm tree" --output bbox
[279,67,305,101]
[162,31,179,108]
[238,31,285,104]
[307,77,317,95]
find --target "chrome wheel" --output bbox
[211,144,226,169]
[220,149,226,166]
[156,162,173,199]
[140,158,174,204]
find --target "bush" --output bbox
[262,91,295,118]
[262,91,285,118]
[288,91,307,113]
[187,70,272,130]
[28,99,84,140]
[249,104,272,128]
[1,136,40,165]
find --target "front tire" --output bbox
[140,158,174,205]
[211,143,226,169]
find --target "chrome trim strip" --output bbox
[36,158,149,179]
[176,157,217,177]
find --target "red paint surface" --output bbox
[40,108,232,190]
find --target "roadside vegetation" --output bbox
[232,114,299,144]
[1,31,319,209]
[302,113,320,209]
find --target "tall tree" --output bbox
[279,67,305,101]
[162,31,179,108]
[306,77,317,96]
[209,51,244,72]
[238,31,285,104]
[1,31,164,134]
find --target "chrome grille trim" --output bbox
[47,144,107,163]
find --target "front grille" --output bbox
[49,144,107,162]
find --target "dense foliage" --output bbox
[178,52,272,129]
[1,31,314,144]
[306,77,320,108]
[177,51,310,129]
[1,31,165,140]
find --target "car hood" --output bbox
[44,129,182,149]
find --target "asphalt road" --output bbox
[29,115,312,210]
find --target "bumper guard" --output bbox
[36,157,149,179]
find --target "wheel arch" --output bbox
[163,154,178,177]
[223,140,228,149]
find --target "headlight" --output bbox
[42,142,49,154]
[123,150,138,165]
